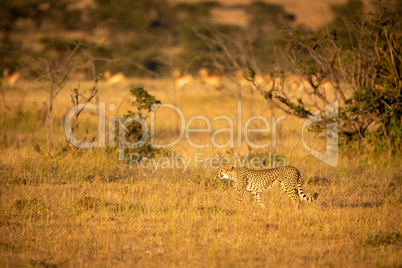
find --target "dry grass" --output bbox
[0,78,401,267]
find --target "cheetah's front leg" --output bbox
[235,188,245,208]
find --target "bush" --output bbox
[119,87,166,159]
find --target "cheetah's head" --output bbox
[216,167,234,180]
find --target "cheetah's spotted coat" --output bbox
[216,166,318,208]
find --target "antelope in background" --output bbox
[280,74,339,108]
[104,71,127,85]
[173,69,193,89]
[198,68,222,90]
[320,78,336,102]
[3,69,20,88]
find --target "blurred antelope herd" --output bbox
[2,66,337,108]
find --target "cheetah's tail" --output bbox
[297,180,318,202]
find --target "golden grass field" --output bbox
[0,77,401,267]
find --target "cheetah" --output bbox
[216,166,318,209]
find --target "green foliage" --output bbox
[246,1,295,30]
[121,87,164,159]
[129,87,161,116]
[93,0,180,75]
[175,1,221,19]
[244,1,296,65]
[330,0,364,26]
[39,37,90,57]
[0,0,86,69]
[173,2,231,72]
[95,0,172,31]
[0,0,85,32]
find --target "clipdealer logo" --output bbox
[64,101,338,167]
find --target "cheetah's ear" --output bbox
[231,167,234,170]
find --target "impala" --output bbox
[104,71,127,85]
[173,69,193,89]
[198,68,221,90]
[3,69,20,88]
[320,78,338,102]
[236,71,265,90]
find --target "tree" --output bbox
[24,41,94,151]
[262,1,401,156]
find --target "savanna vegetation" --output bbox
[0,0,401,267]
